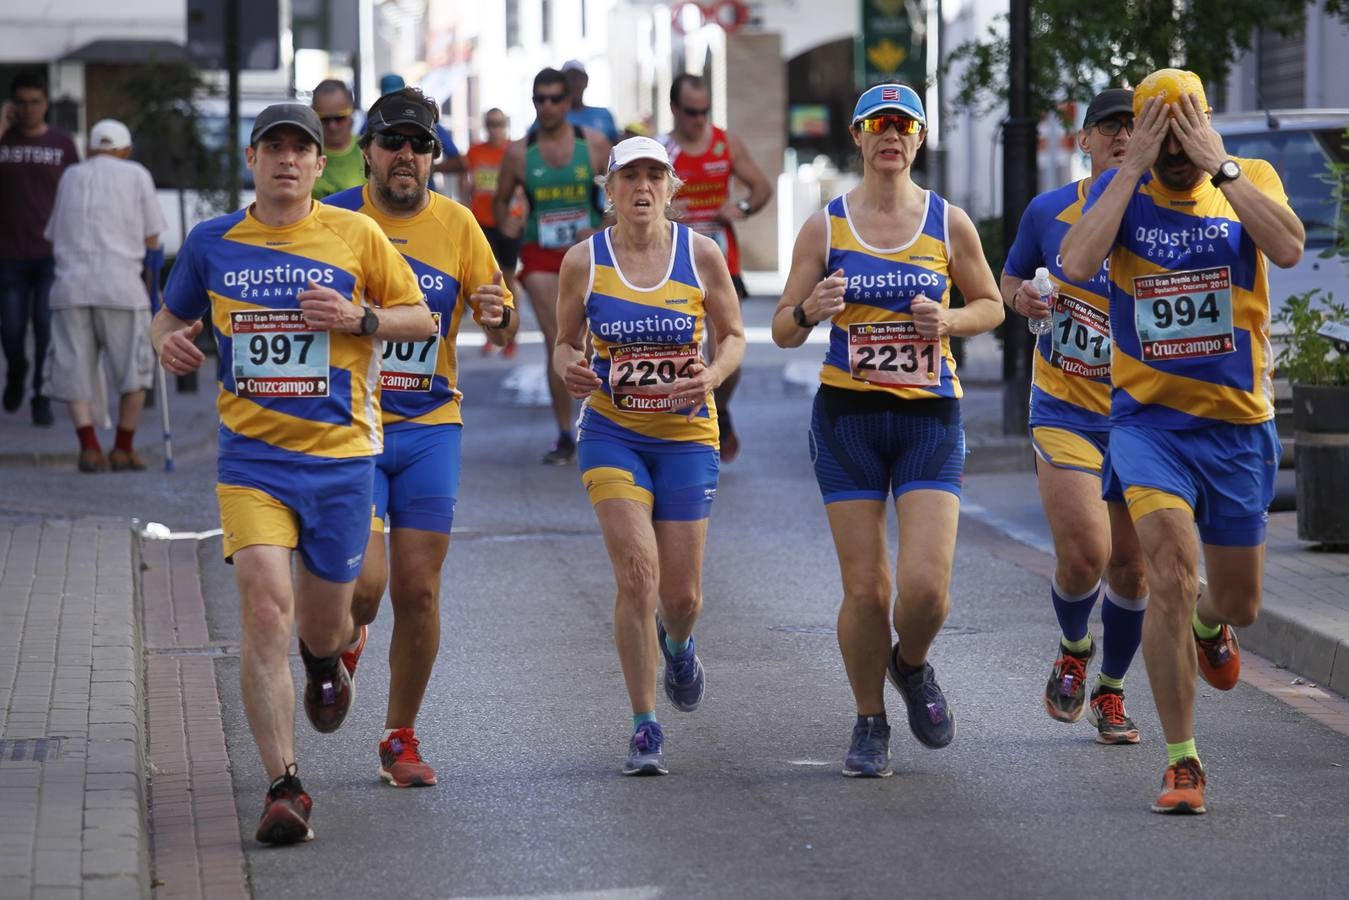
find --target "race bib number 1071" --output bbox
[231,310,330,398]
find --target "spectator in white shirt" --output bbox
[43,118,166,472]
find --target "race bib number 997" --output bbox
[231,310,329,398]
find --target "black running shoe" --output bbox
[842,715,892,778]
[255,764,313,845]
[886,644,956,749]
[299,640,353,734]
[541,434,576,465]
[1044,637,1095,723]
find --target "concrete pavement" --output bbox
[1,288,1348,896]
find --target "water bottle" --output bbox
[1027,267,1054,335]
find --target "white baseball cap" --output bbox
[607,136,672,173]
[90,119,132,151]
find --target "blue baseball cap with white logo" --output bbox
[852,83,926,127]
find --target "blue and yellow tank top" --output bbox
[162,201,426,461]
[1004,178,1111,431]
[325,186,513,431]
[524,126,601,249]
[579,222,717,449]
[820,191,961,400]
[1087,158,1288,428]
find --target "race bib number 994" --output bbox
[1133,267,1234,361]
[231,310,329,398]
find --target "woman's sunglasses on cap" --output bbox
[857,114,923,135]
[373,132,437,154]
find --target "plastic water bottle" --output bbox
[1027,267,1054,335]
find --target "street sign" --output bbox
[855,0,927,92]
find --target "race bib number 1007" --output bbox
[231,310,330,398]
[1133,267,1235,361]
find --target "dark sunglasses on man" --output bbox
[373,131,437,154]
[532,93,567,106]
[680,105,711,118]
[857,114,923,135]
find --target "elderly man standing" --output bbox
[44,118,165,472]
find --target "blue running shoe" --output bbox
[623,721,669,776]
[657,618,705,712]
[886,644,956,749]
[842,715,893,778]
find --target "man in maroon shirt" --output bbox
[0,71,79,425]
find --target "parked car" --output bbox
[1213,110,1349,322]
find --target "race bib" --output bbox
[538,208,589,249]
[608,343,701,414]
[380,312,441,392]
[1133,267,1235,361]
[847,321,940,387]
[1050,292,1111,379]
[690,221,729,256]
[231,310,329,398]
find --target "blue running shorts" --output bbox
[372,424,462,534]
[1031,426,1109,476]
[578,437,719,521]
[809,386,965,504]
[1102,420,1280,547]
[217,454,375,583]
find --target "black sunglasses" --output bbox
[1092,118,1135,137]
[680,105,711,117]
[319,114,351,124]
[373,131,436,154]
[533,93,567,105]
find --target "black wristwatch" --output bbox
[358,306,379,336]
[492,306,512,330]
[792,303,814,329]
[1211,159,1241,188]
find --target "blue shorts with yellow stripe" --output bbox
[578,437,719,522]
[371,424,461,534]
[1102,420,1280,547]
[217,453,374,583]
[809,386,964,503]
[1031,426,1109,476]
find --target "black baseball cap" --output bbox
[250,103,323,148]
[1083,88,1134,127]
[364,96,437,139]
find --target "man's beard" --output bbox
[374,169,425,211]
[1155,150,1202,191]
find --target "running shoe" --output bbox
[378,727,438,787]
[886,644,956,749]
[299,640,354,734]
[502,339,518,359]
[1044,637,1096,723]
[255,764,314,844]
[656,618,705,712]
[1152,757,1207,815]
[842,715,892,778]
[481,337,496,355]
[623,721,668,776]
[541,434,576,466]
[718,413,740,464]
[1086,686,1141,745]
[1195,622,1241,691]
[340,624,367,680]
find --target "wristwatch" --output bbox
[1211,159,1241,188]
[493,306,513,330]
[792,303,814,328]
[737,199,752,215]
[358,306,379,336]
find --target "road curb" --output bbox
[1238,602,1349,698]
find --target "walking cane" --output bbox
[145,248,174,472]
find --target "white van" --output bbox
[1212,110,1349,318]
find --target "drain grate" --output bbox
[1,737,63,762]
[770,624,837,635]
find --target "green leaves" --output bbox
[1273,290,1349,386]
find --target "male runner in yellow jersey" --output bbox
[1061,69,1304,814]
[153,103,434,844]
[326,87,515,787]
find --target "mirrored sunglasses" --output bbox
[858,114,923,135]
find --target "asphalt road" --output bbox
[3,299,1345,898]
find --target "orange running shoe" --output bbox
[1195,623,1240,690]
[379,728,438,787]
[1086,687,1140,744]
[1152,757,1206,814]
[341,624,367,679]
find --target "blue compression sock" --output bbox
[1100,584,1147,681]
[1051,578,1101,644]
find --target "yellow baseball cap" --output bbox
[1133,68,1209,117]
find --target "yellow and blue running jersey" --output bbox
[325,186,513,431]
[821,192,961,400]
[1005,178,1111,430]
[1087,157,1289,428]
[579,223,718,449]
[163,202,425,460]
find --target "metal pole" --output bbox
[226,0,241,212]
[1001,0,1037,435]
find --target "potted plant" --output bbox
[1273,289,1349,548]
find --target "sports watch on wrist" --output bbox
[1211,159,1241,188]
[493,306,512,330]
[358,306,379,336]
[792,303,814,329]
